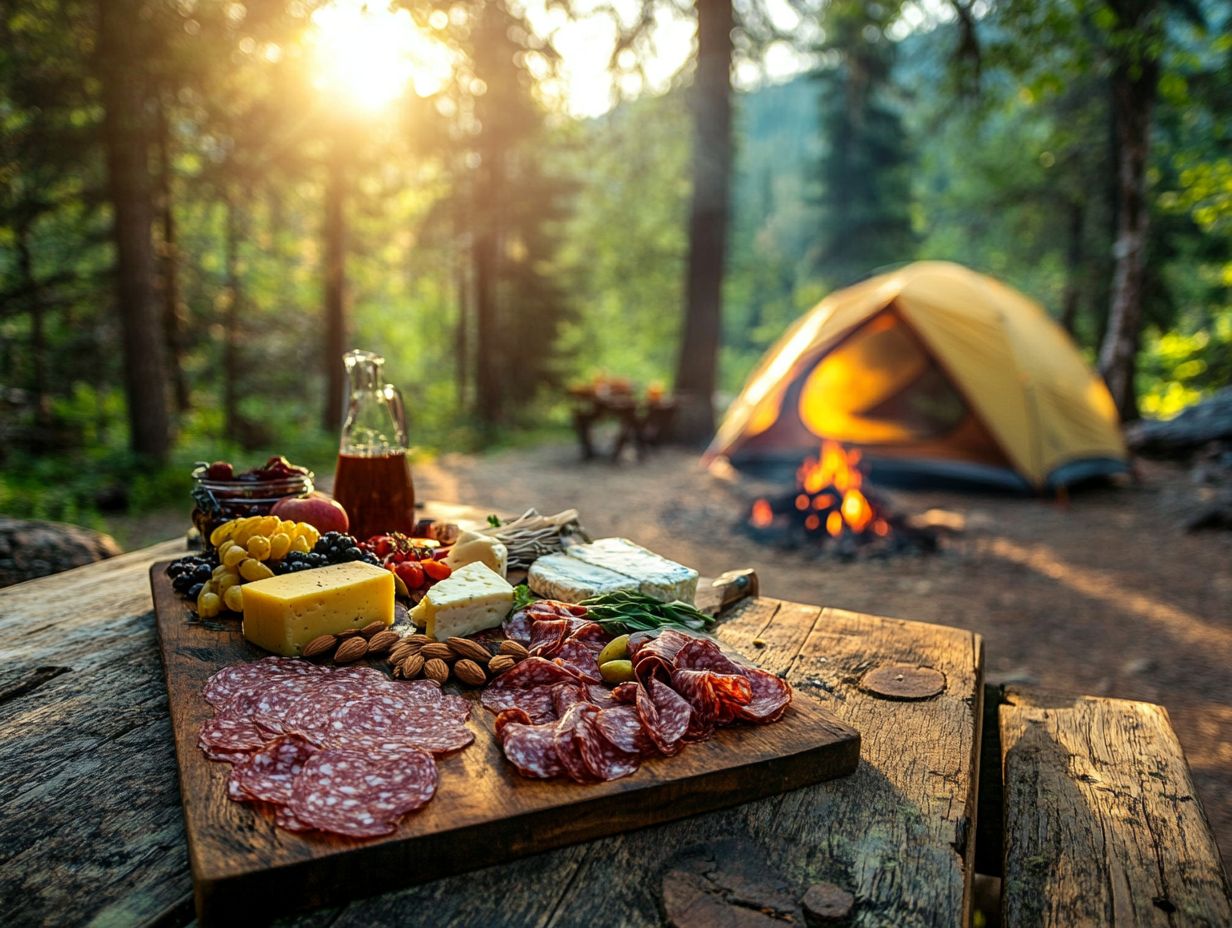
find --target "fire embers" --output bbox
[749,442,937,558]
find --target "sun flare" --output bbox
[309,0,455,112]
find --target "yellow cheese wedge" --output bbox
[410,561,514,640]
[241,561,394,656]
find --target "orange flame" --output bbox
[797,441,878,537]
[751,499,774,528]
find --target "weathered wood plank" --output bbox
[1001,694,1232,927]
[0,539,191,928]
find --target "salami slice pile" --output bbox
[487,606,792,783]
[199,656,471,837]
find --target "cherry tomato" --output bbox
[422,559,451,582]
[395,560,425,589]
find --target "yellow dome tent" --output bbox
[706,261,1127,492]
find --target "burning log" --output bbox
[747,442,940,558]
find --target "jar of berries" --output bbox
[191,457,314,548]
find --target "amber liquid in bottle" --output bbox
[331,451,416,542]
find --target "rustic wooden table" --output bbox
[0,532,984,927]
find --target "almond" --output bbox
[421,642,455,662]
[406,633,431,646]
[400,653,425,679]
[360,621,387,639]
[336,627,363,639]
[423,657,450,683]
[367,630,400,655]
[453,659,487,686]
[334,636,369,663]
[487,654,515,675]
[499,640,529,660]
[447,637,491,664]
[391,638,425,661]
[302,634,338,659]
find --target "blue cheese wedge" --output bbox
[409,561,514,640]
[564,537,699,603]
[527,553,638,603]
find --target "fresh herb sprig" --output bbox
[511,583,537,611]
[577,590,715,634]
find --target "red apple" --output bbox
[271,493,349,534]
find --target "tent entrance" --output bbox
[730,306,1016,481]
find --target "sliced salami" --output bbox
[480,682,558,724]
[199,715,267,758]
[593,705,654,756]
[486,656,585,689]
[553,702,598,782]
[552,639,603,683]
[502,608,535,645]
[673,637,745,675]
[230,735,318,805]
[648,678,692,745]
[577,707,639,780]
[528,618,571,657]
[203,657,318,707]
[551,681,589,716]
[736,667,792,723]
[498,716,564,779]
[288,748,436,837]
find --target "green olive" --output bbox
[599,659,635,684]
[597,634,630,666]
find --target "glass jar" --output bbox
[191,465,314,548]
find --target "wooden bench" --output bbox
[994,687,1231,926]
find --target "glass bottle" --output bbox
[331,349,416,541]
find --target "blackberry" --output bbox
[187,582,205,599]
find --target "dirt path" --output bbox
[416,442,1232,865]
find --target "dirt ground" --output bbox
[413,442,1232,867]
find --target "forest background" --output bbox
[1,0,1229,540]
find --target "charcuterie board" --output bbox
[151,562,860,925]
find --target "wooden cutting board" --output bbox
[150,562,860,925]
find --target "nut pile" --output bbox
[302,622,400,664]
[388,635,529,687]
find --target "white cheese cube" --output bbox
[410,561,514,640]
[564,537,699,603]
[527,553,638,603]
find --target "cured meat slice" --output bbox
[553,702,598,782]
[202,657,319,707]
[199,716,267,760]
[502,608,534,645]
[609,682,640,704]
[487,656,585,689]
[494,707,532,739]
[480,683,558,724]
[585,683,622,708]
[629,629,693,683]
[497,711,564,779]
[673,637,745,676]
[577,707,639,780]
[552,639,603,683]
[288,748,437,837]
[565,620,608,644]
[735,667,792,723]
[593,705,654,756]
[230,735,317,805]
[634,683,684,756]
[528,619,571,657]
[648,678,692,745]
[551,682,589,716]
[318,696,474,755]
[220,674,316,726]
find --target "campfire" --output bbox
[747,442,938,557]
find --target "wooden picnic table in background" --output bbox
[569,382,676,462]
[1,501,1227,926]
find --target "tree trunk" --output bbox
[1097,1,1159,423]
[222,194,242,442]
[97,0,171,461]
[1059,200,1085,336]
[322,138,348,431]
[472,141,501,427]
[671,0,734,445]
[154,94,190,413]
